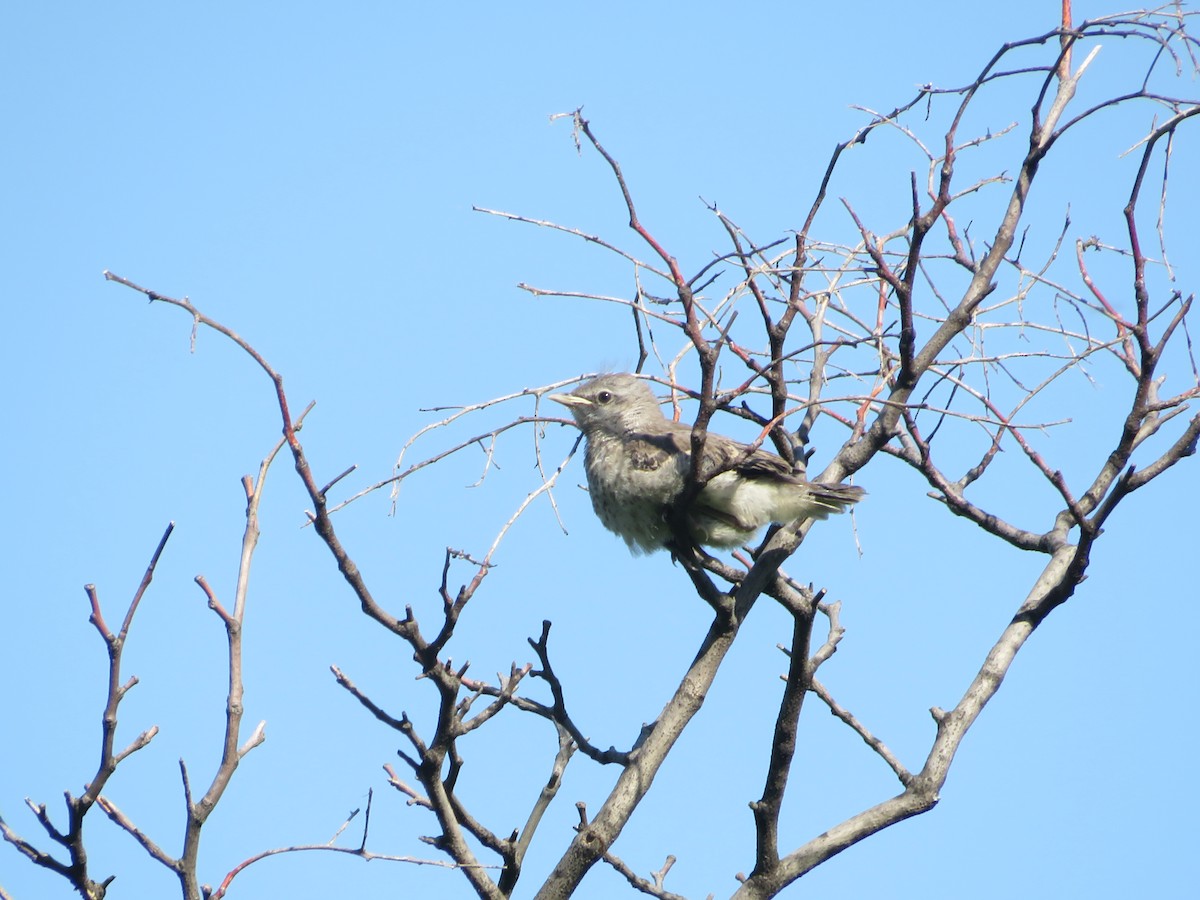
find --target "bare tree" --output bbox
[3,5,1197,899]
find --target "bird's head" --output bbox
[550,374,665,435]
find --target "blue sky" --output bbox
[3,3,1198,899]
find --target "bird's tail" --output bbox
[803,482,867,519]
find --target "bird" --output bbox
[550,373,864,554]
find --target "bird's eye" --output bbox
[596,391,613,404]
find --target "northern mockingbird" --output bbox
[551,374,864,554]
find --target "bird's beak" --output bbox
[549,392,589,409]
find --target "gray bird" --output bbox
[551,373,865,554]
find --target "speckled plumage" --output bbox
[551,374,865,554]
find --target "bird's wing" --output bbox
[726,440,867,510]
[644,421,803,482]
[648,421,866,513]
[703,433,802,483]
[728,447,803,482]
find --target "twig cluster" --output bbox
[437,8,1199,898]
